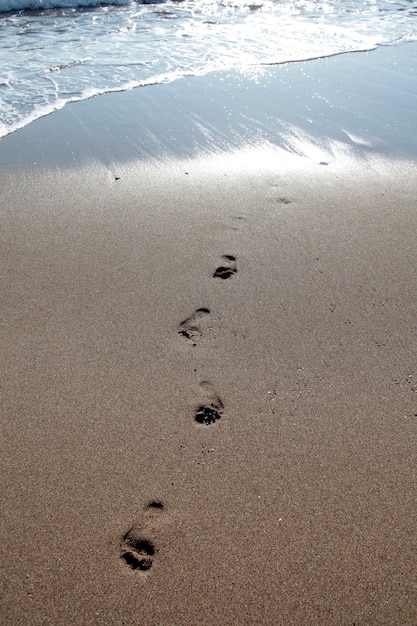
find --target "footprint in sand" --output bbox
[121,501,165,572]
[178,307,211,344]
[195,381,224,425]
[213,254,237,280]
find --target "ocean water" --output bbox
[1,0,417,139]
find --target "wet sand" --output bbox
[1,44,417,625]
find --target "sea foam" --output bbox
[1,0,417,138]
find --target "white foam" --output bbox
[1,0,417,140]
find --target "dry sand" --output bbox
[1,46,417,625]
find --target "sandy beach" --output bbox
[1,43,417,625]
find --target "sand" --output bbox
[1,44,417,625]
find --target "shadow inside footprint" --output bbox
[195,403,222,425]
[147,500,164,510]
[213,255,237,279]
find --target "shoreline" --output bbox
[1,41,417,625]
[1,41,416,173]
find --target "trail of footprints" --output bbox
[121,254,237,572]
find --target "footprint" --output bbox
[195,381,224,425]
[229,215,246,231]
[213,255,237,280]
[178,307,211,343]
[121,501,165,572]
[121,537,155,571]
